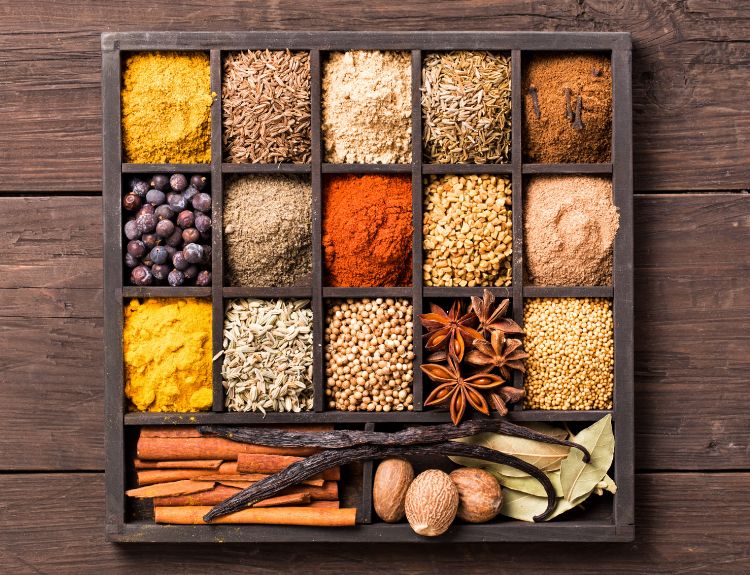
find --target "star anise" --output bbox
[470,290,524,338]
[465,330,529,380]
[419,301,482,362]
[421,353,504,425]
[487,386,526,417]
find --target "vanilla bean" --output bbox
[198,420,590,462]
[203,442,556,523]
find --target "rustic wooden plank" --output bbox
[0,2,749,192]
[0,472,747,571]
[0,197,102,288]
[0,317,104,470]
[634,194,750,469]
[0,194,747,471]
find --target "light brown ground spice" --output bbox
[322,51,412,164]
[523,53,612,163]
[121,52,212,164]
[223,175,312,287]
[524,176,619,286]
[524,298,614,410]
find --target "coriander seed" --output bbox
[325,298,414,412]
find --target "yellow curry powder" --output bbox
[121,52,213,164]
[123,298,212,412]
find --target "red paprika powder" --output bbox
[323,174,412,287]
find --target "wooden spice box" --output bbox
[102,31,633,543]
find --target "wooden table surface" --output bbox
[1,2,748,573]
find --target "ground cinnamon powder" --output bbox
[523,54,612,163]
[524,176,619,286]
[323,175,412,286]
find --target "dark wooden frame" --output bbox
[102,31,633,543]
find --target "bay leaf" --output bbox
[559,414,615,503]
[500,488,589,522]
[523,422,570,441]
[490,468,563,497]
[450,431,570,476]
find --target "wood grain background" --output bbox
[0,1,748,573]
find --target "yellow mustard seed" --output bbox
[523,297,614,410]
[123,298,212,412]
[121,52,213,163]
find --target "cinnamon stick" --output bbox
[237,453,340,480]
[153,485,241,506]
[194,473,324,487]
[137,469,207,486]
[218,481,338,501]
[218,461,237,474]
[137,437,319,460]
[126,480,215,498]
[309,501,339,509]
[154,489,311,508]
[134,459,223,470]
[154,506,356,526]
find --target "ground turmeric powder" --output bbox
[121,52,213,164]
[124,298,212,412]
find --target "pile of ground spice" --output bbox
[121,52,213,164]
[323,175,412,286]
[223,50,311,163]
[223,175,312,287]
[523,54,612,163]
[524,176,619,286]
[123,298,212,412]
[422,51,512,164]
[322,51,412,164]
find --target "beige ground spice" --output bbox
[524,176,619,286]
[322,51,412,164]
[224,175,312,287]
[121,52,212,164]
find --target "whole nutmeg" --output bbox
[373,458,414,523]
[449,468,503,523]
[404,469,458,537]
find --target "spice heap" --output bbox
[524,176,619,286]
[221,299,313,413]
[124,173,212,286]
[123,299,212,412]
[325,298,414,412]
[323,175,412,287]
[524,298,614,410]
[322,51,411,163]
[129,426,356,526]
[420,290,526,424]
[224,175,312,287]
[523,54,612,163]
[422,52,511,164]
[121,52,212,164]
[423,174,513,287]
[223,50,311,163]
